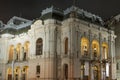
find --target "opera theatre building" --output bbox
[0,6,117,80]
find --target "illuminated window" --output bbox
[92,40,99,57]
[65,38,68,54]
[22,67,28,80]
[83,46,88,56]
[15,43,21,61]
[81,37,89,56]
[7,68,12,80]
[9,45,14,62]
[36,38,43,55]
[23,52,27,61]
[93,44,97,57]
[102,43,108,59]
[23,41,30,60]
[15,68,19,80]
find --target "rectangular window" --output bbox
[36,65,40,74]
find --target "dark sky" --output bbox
[0,0,120,23]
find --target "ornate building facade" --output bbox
[0,6,117,80]
[109,14,120,80]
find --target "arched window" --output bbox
[9,45,14,62]
[65,38,68,54]
[16,43,21,61]
[92,40,99,57]
[102,43,108,59]
[64,64,68,79]
[23,41,30,60]
[14,67,20,80]
[7,68,12,80]
[36,38,43,55]
[22,66,28,80]
[81,37,89,56]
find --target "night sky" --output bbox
[0,0,120,23]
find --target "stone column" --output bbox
[19,67,22,80]
[14,48,16,61]
[89,30,93,80]
[89,30,92,59]
[45,22,57,79]
[108,30,117,80]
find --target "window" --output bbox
[22,67,27,80]
[102,43,108,59]
[36,65,40,74]
[65,38,68,54]
[23,41,30,60]
[103,47,107,59]
[92,40,99,57]
[15,69,19,80]
[23,52,27,61]
[9,45,14,62]
[81,37,89,56]
[36,38,43,55]
[83,46,88,56]
[7,68,12,80]
[93,44,97,57]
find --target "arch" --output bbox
[24,41,30,53]
[92,40,100,57]
[7,68,12,75]
[22,66,28,80]
[102,42,108,59]
[81,37,89,56]
[14,67,20,80]
[7,68,12,80]
[64,37,68,54]
[23,41,30,60]
[9,45,14,62]
[16,43,21,61]
[36,38,43,55]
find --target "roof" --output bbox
[41,6,105,26]
[0,16,33,34]
[5,16,33,30]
